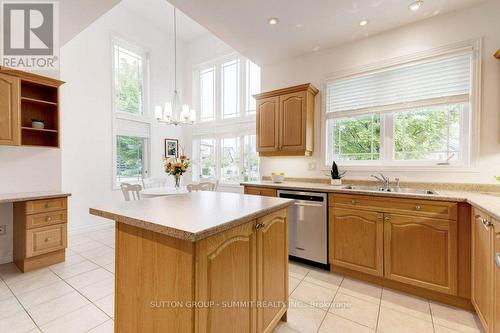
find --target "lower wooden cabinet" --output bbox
[472,208,494,332]
[493,221,500,333]
[196,209,288,333]
[244,186,277,197]
[329,208,383,277]
[383,214,457,295]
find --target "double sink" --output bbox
[343,185,437,195]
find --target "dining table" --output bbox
[141,186,189,198]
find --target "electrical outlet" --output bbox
[0,225,6,235]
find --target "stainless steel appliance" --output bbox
[277,190,328,266]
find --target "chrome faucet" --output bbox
[371,173,390,191]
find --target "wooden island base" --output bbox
[114,208,289,333]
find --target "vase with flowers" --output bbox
[164,154,190,189]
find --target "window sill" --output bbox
[321,164,479,173]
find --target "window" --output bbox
[325,48,476,166]
[221,137,240,182]
[195,55,260,121]
[200,138,216,179]
[112,38,150,187]
[222,60,240,119]
[246,60,261,114]
[113,43,145,115]
[192,133,259,184]
[116,136,147,183]
[200,67,216,121]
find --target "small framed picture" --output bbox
[164,139,179,158]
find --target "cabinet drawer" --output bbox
[26,224,67,258]
[26,210,67,229]
[26,197,67,215]
[329,194,457,220]
[244,186,277,197]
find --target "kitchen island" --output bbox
[90,191,293,333]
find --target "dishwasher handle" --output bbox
[294,201,324,208]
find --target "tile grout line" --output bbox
[315,276,344,333]
[375,288,383,333]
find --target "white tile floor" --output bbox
[0,222,485,333]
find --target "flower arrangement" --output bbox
[164,154,190,188]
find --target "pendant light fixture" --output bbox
[155,7,195,125]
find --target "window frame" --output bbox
[193,53,260,123]
[111,36,152,189]
[321,39,482,171]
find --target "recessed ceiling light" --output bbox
[359,19,369,26]
[295,23,304,28]
[409,0,424,11]
[312,46,320,52]
[268,17,280,25]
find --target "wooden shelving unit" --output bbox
[0,67,64,148]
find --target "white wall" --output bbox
[0,148,61,263]
[60,2,188,231]
[260,0,500,184]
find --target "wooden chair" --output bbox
[186,180,219,193]
[120,183,142,201]
[142,178,168,189]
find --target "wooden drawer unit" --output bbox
[26,197,67,214]
[329,194,457,220]
[244,186,277,197]
[26,224,67,258]
[26,210,67,229]
[13,195,68,272]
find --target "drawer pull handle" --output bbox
[44,237,51,242]
[255,223,265,230]
[415,205,421,211]
[475,215,493,229]
[384,216,391,222]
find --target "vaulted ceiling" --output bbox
[167,0,488,65]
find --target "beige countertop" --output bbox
[0,191,71,204]
[89,191,294,242]
[241,181,500,221]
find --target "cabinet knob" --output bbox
[415,205,421,211]
[351,200,356,205]
[45,203,50,208]
[384,216,391,222]
[255,223,266,230]
[257,191,261,195]
[44,237,51,242]
[46,216,52,222]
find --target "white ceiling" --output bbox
[120,0,210,42]
[166,0,488,65]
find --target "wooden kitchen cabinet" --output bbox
[493,220,500,333]
[0,67,64,148]
[329,207,384,277]
[472,208,494,332]
[0,72,20,145]
[196,219,257,333]
[383,213,457,295]
[257,210,288,333]
[255,83,318,156]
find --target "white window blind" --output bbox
[326,53,472,115]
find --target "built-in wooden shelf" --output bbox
[21,97,58,106]
[21,127,58,133]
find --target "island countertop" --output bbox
[89,191,294,241]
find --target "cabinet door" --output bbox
[196,220,257,333]
[257,209,288,333]
[384,214,457,295]
[256,97,279,153]
[494,222,500,333]
[472,208,493,332]
[0,73,20,145]
[279,92,306,152]
[329,208,384,277]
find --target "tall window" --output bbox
[114,44,145,115]
[325,49,476,166]
[192,134,259,184]
[196,56,260,121]
[112,38,150,187]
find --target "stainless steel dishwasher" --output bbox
[277,190,328,266]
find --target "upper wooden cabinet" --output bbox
[0,67,64,148]
[255,83,318,156]
[0,73,20,145]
